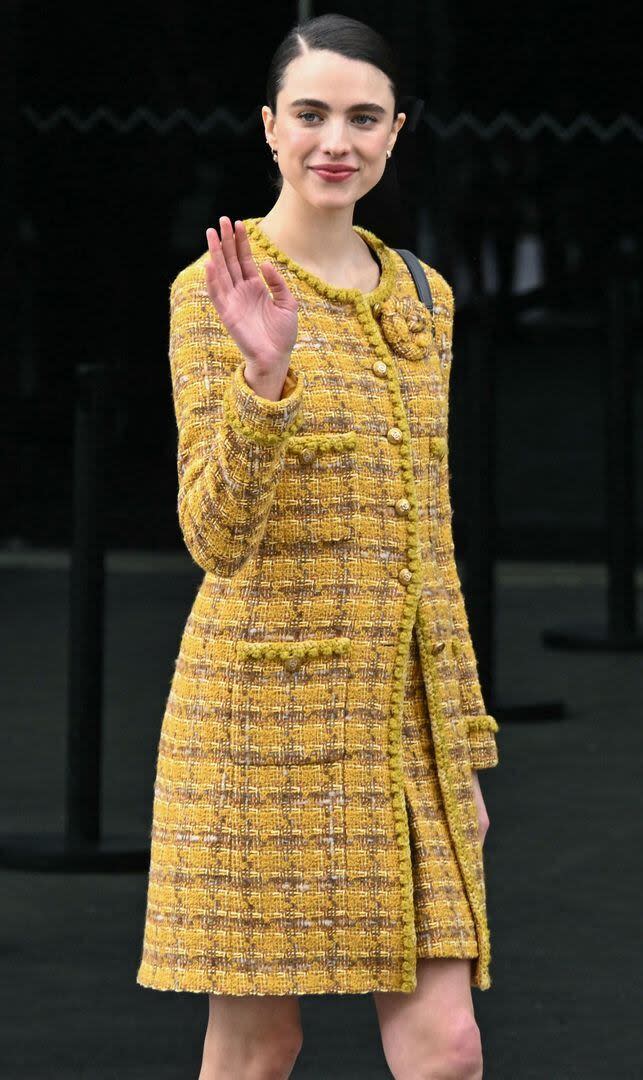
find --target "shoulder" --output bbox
[378,238,455,319]
[416,258,455,319]
[169,250,210,307]
[166,250,237,356]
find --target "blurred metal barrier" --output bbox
[454,291,566,728]
[0,363,150,871]
[453,247,641,728]
[542,249,642,653]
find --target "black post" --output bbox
[462,294,565,723]
[605,260,637,641]
[542,251,642,652]
[0,363,149,871]
[65,363,107,848]
[462,295,496,702]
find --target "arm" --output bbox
[169,261,305,577]
[425,265,500,769]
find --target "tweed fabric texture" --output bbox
[402,625,479,960]
[136,216,500,998]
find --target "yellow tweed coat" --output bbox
[136,216,500,997]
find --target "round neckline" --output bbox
[243,216,396,306]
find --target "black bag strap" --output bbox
[393,248,434,312]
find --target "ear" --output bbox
[261,105,275,141]
[394,112,407,136]
[388,111,407,155]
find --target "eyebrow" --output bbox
[289,97,387,115]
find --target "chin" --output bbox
[304,179,367,206]
[299,191,356,211]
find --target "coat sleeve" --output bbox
[168,259,306,578]
[425,264,500,770]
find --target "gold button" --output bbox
[300,447,316,464]
[395,498,410,516]
[284,655,301,671]
[372,302,382,318]
[398,567,412,585]
[431,640,446,655]
[372,360,388,377]
[387,426,403,444]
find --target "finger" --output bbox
[233,219,260,281]
[219,216,243,286]
[205,227,233,298]
[261,261,296,306]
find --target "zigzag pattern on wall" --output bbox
[20,106,643,141]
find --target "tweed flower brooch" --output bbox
[372,295,437,362]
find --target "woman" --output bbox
[137,14,500,1080]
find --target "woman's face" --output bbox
[262,48,406,210]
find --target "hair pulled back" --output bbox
[266,13,401,119]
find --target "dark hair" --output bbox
[265,14,401,192]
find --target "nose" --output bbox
[318,119,352,157]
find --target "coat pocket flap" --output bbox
[236,637,352,664]
[286,431,357,457]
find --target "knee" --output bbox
[202,1021,303,1080]
[434,1012,483,1080]
[251,1025,304,1080]
[385,1010,483,1080]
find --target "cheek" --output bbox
[288,129,316,156]
[364,134,389,162]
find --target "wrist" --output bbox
[224,361,304,443]
[242,363,291,403]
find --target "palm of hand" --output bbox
[205,219,298,370]
[213,275,298,365]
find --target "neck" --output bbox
[259,186,368,277]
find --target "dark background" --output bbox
[5,0,641,559]
[2,3,642,1079]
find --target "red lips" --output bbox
[310,165,357,173]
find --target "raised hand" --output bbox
[205,218,299,400]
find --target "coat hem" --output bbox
[136,952,490,995]
[136,962,418,997]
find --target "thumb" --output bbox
[260,261,294,306]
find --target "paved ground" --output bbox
[1,553,641,1078]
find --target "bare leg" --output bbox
[198,992,303,1080]
[372,958,483,1080]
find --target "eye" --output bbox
[296,111,379,126]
